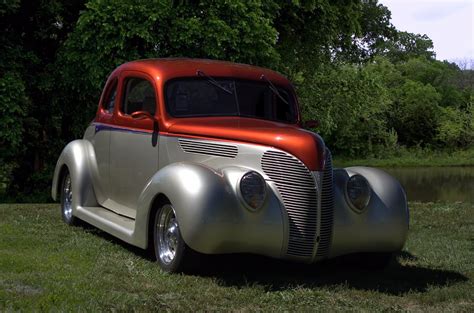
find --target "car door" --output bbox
[106,71,160,218]
[91,77,118,205]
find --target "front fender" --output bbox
[134,163,285,257]
[330,166,409,258]
[51,140,98,208]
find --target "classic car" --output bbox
[52,58,409,272]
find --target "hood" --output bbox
[167,117,325,171]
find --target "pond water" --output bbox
[382,167,474,203]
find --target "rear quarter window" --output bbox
[122,78,156,115]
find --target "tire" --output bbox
[153,203,197,272]
[60,170,78,225]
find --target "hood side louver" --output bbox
[178,139,238,158]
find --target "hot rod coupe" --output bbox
[52,59,409,272]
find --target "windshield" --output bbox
[165,78,297,124]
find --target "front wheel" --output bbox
[60,171,78,225]
[153,203,197,272]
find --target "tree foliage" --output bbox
[390,80,442,146]
[301,56,473,156]
[0,0,472,200]
[55,0,281,137]
[299,64,392,157]
[382,31,436,63]
[1,0,85,200]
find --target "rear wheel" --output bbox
[153,203,197,272]
[60,171,78,225]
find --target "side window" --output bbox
[122,78,156,115]
[102,81,117,113]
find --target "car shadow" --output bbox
[194,252,468,295]
[78,222,468,295]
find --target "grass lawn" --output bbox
[1,202,473,311]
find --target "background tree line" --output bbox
[1,0,473,201]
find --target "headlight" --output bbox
[239,171,266,211]
[346,174,371,212]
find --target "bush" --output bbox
[436,107,469,147]
[389,80,442,147]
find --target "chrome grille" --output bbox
[316,149,334,258]
[261,150,318,258]
[179,139,238,158]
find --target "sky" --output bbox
[379,0,474,67]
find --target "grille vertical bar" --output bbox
[316,149,334,258]
[261,150,318,258]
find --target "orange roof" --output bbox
[114,58,292,87]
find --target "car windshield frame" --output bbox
[164,77,298,124]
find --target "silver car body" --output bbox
[52,127,409,263]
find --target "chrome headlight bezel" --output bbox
[345,174,372,213]
[239,171,267,211]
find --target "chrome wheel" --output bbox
[153,202,201,272]
[157,204,180,265]
[60,170,77,225]
[62,173,73,222]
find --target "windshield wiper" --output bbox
[260,74,288,105]
[196,70,233,95]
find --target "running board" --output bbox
[75,206,137,246]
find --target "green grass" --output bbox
[1,202,473,311]
[333,147,474,168]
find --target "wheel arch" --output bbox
[51,139,98,207]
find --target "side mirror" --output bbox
[303,120,320,129]
[131,111,159,147]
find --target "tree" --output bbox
[0,1,85,200]
[339,0,397,63]
[389,80,442,146]
[274,0,368,77]
[383,31,435,63]
[299,63,392,157]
